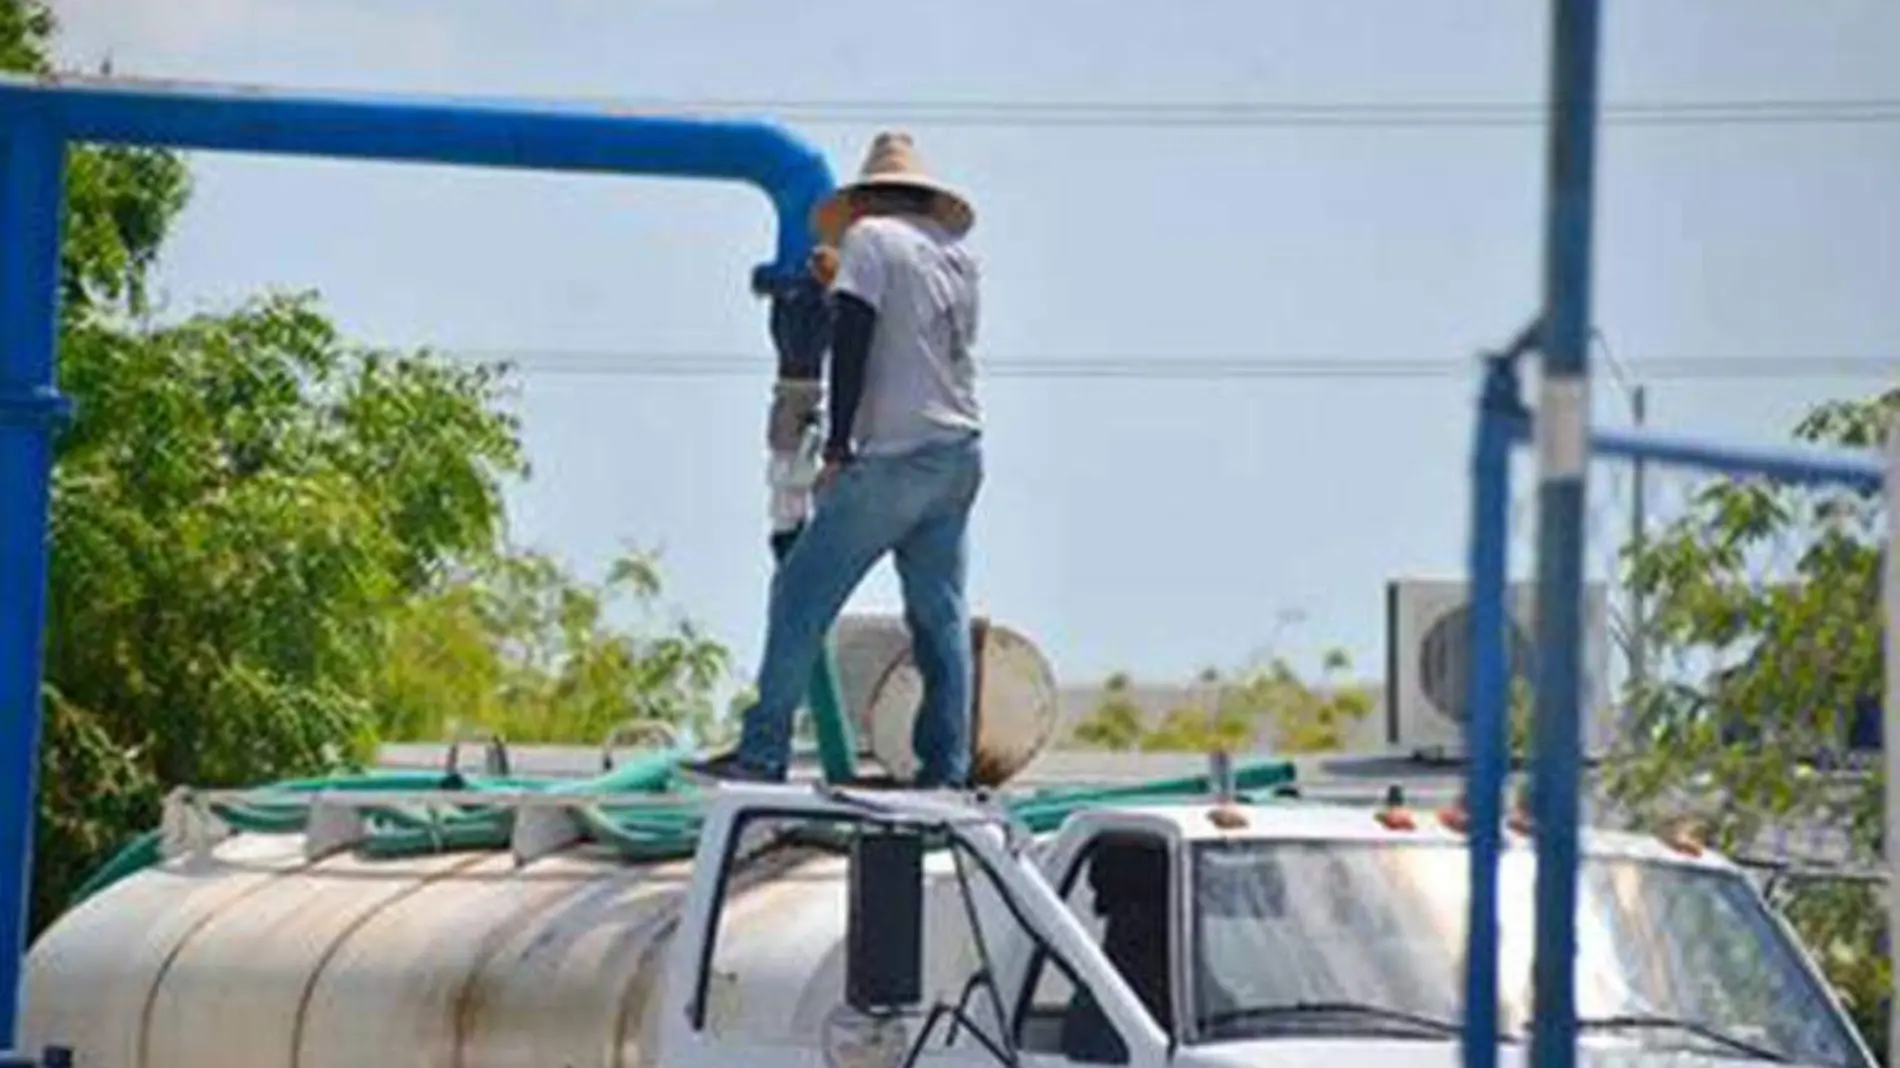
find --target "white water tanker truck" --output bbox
[14,756,1879,1068]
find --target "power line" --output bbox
[578,96,1900,129]
[439,349,1900,381]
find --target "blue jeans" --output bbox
[735,432,983,785]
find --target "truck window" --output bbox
[1015,832,1173,1064]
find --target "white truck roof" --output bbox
[1079,798,1740,873]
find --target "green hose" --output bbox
[547,747,691,796]
[64,829,163,908]
[358,815,514,858]
[1006,760,1297,820]
[63,767,535,909]
[806,636,857,783]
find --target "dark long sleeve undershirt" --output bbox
[826,292,876,461]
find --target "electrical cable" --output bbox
[433,350,1900,382]
[561,95,1900,130]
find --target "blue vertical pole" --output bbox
[1530,2,1601,1068]
[0,115,69,1049]
[1462,352,1522,1068]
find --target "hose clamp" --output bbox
[769,378,823,452]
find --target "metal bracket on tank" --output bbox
[159,787,231,860]
[442,724,512,780]
[510,806,583,865]
[303,801,368,860]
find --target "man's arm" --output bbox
[825,291,875,462]
[824,222,889,464]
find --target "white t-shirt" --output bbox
[829,214,982,457]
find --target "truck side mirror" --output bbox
[846,827,926,1012]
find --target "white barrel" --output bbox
[20,832,997,1068]
[831,614,1059,785]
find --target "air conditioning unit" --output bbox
[1384,578,1614,760]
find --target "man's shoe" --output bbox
[677,751,783,785]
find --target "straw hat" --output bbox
[812,131,975,245]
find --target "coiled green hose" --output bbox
[63,750,1295,912]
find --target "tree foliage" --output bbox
[1604,388,1897,1056]
[1071,671,1145,750]
[373,548,729,746]
[1071,651,1376,753]
[13,2,731,931]
[0,1,192,321]
[45,294,526,796]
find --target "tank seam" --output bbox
[608,909,686,1068]
[136,857,318,1068]
[286,853,493,1068]
[448,851,608,1068]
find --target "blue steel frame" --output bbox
[0,72,842,1048]
[1462,355,1887,1068]
[1525,4,1603,1064]
[1459,2,1889,1059]
[1461,2,1607,1061]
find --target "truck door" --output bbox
[662,805,1006,1068]
[1008,829,1178,1067]
[662,800,1170,1068]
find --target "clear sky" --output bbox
[46,0,1900,700]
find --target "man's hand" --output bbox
[817,443,854,496]
[809,246,840,287]
[816,456,849,496]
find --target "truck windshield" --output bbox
[1188,840,1867,1067]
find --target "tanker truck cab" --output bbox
[658,787,1877,1068]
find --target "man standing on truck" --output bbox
[684,131,984,789]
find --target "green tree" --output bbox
[1135,665,1261,752]
[3,0,206,930]
[0,1,191,321]
[37,294,529,925]
[1068,653,1375,754]
[1605,388,1895,1055]
[14,2,731,931]
[1072,671,1145,750]
[1242,649,1378,753]
[374,547,729,746]
[1507,675,1535,762]
[1139,700,1257,753]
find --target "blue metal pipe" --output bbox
[1530,1,1602,1065]
[0,121,70,1048]
[0,73,846,1047]
[1497,416,1884,493]
[1590,424,1879,493]
[0,74,834,287]
[1461,354,1523,1068]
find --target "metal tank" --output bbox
[16,617,1062,1067]
[831,614,1060,785]
[19,826,996,1068]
